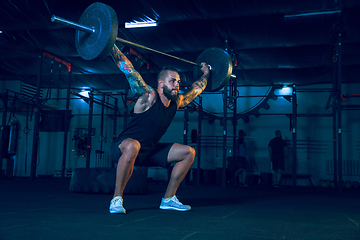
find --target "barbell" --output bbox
[51,2,235,91]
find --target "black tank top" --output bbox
[114,92,178,148]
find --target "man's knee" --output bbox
[118,139,141,164]
[186,146,196,162]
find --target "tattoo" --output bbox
[111,45,148,96]
[151,88,157,106]
[194,74,208,90]
[180,73,208,107]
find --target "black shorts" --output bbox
[271,155,285,171]
[111,141,173,168]
[236,156,247,169]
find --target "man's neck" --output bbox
[157,89,171,107]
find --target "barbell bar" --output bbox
[51,2,236,91]
[115,37,208,69]
[51,13,207,69]
[51,15,95,34]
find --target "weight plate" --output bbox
[75,2,118,61]
[193,47,233,92]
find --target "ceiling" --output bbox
[1,0,360,92]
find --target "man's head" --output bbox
[239,130,246,138]
[157,67,180,101]
[275,130,281,138]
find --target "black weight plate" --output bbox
[75,2,118,61]
[193,47,233,92]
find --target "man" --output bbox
[109,44,210,214]
[235,130,248,186]
[268,130,288,187]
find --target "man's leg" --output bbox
[113,139,140,198]
[235,168,244,185]
[158,143,195,211]
[164,143,195,198]
[273,169,278,186]
[276,169,283,186]
[110,139,140,214]
[272,158,279,186]
[277,158,285,186]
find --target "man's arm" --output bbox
[283,145,288,159]
[268,146,272,160]
[111,45,152,97]
[177,62,210,108]
[111,45,155,112]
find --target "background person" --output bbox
[268,130,288,187]
[235,130,248,186]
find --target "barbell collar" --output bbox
[51,15,95,34]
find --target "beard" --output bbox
[163,85,179,101]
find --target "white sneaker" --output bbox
[109,196,126,214]
[159,196,191,211]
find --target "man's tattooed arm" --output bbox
[111,45,149,96]
[177,70,209,108]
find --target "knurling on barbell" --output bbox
[51,2,235,91]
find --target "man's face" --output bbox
[162,71,180,101]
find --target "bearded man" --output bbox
[109,44,210,214]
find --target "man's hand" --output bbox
[200,62,210,76]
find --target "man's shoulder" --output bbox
[269,137,276,142]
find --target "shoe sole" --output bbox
[109,208,126,214]
[159,206,191,211]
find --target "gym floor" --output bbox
[1,178,359,240]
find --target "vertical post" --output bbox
[223,39,229,188]
[112,98,118,168]
[232,75,237,186]
[332,50,338,188]
[336,32,343,193]
[86,89,94,168]
[113,98,118,139]
[292,85,297,190]
[61,69,71,179]
[123,87,129,129]
[332,103,338,187]
[30,54,43,180]
[0,90,9,172]
[183,105,189,184]
[183,106,189,146]
[196,97,202,185]
[222,85,228,187]
[100,93,105,152]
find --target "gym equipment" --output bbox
[194,47,233,91]
[246,174,260,186]
[69,167,148,194]
[191,129,198,143]
[76,3,118,61]
[344,181,352,189]
[260,172,272,186]
[51,2,235,92]
[323,180,331,188]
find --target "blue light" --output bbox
[79,89,89,98]
[125,20,157,28]
[275,86,292,96]
[285,10,341,18]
